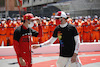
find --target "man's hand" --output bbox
[32,45,41,49]
[19,57,26,66]
[31,17,41,24]
[36,18,41,24]
[71,53,78,63]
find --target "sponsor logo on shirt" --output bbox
[22,33,32,36]
[58,31,64,47]
[22,38,29,42]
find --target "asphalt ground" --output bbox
[0,51,100,67]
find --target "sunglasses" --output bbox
[56,18,60,19]
[55,17,62,19]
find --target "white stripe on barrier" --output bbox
[0,43,100,56]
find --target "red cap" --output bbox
[55,11,67,18]
[23,13,34,20]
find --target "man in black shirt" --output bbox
[13,13,42,67]
[33,11,81,67]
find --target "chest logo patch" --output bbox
[22,38,29,42]
[58,31,62,40]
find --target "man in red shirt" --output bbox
[13,13,42,67]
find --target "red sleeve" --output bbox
[37,24,43,37]
[13,40,21,57]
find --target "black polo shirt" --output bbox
[14,25,38,42]
[53,23,79,57]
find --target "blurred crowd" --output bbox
[0,14,100,46]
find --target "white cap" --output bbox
[43,17,46,19]
[17,17,21,20]
[13,18,16,21]
[3,18,6,21]
[7,17,12,20]
[75,17,78,19]
[84,19,87,22]
[94,15,98,18]
[51,16,54,18]
[88,15,91,18]
[67,13,70,15]
[75,20,78,23]
[55,11,67,18]
[47,18,50,21]
[1,18,4,20]
[79,16,82,19]
[85,16,88,19]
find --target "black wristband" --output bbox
[40,45,42,47]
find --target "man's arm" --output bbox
[31,24,42,37]
[41,37,57,47]
[71,35,80,63]
[13,40,21,57]
[32,37,57,49]
[31,18,43,37]
[72,26,80,55]
[37,24,42,37]
[74,35,80,55]
[32,26,58,48]
[13,29,26,66]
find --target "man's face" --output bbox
[26,19,32,24]
[26,19,35,28]
[59,17,65,24]
[55,17,65,24]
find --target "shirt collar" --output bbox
[60,22,68,28]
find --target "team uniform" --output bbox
[13,24,42,67]
[82,21,91,42]
[48,20,57,38]
[6,20,12,46]
[0,22,7,46]
[9,22,17,46]
[41,20,50,43]
[91,20,99,42]
[13,13,42,67]
[73,21,83,43]
[32,23,39,44]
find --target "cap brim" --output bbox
[30,17,39,20]
[55,16,61,18]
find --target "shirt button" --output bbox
[23,52,26,54]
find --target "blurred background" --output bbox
[0,0,100,18]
